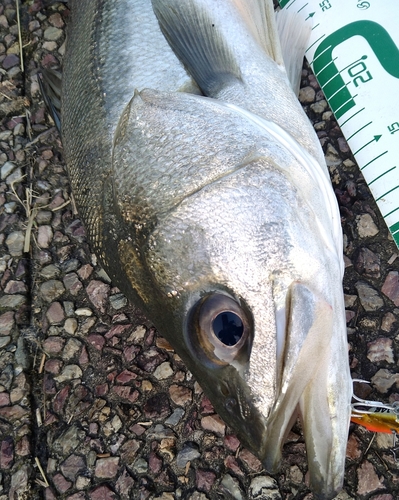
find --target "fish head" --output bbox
[110,90,351,499]
[137,168,350,493]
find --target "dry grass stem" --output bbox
[16,0,24,74]
[38,353,46,374]
[35,457,49,487]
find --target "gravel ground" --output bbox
[1,1,399,499]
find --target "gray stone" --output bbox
[5,231,24,256]
[44,26,63,40]
[355,282,384,311]
[53,424,82,454]
[37,225,53,249]
[220,474,244,500]
[356,214,379,238]
[1,161,16,179]
[40,280,65,302]
[64,317,78,335]
[54,364,83,382]
[0,336,11,348]
[0,294,26,310]
[165,408,185,426]
[62,339,82,360]
[371,369,399,393]
[132,458,148,474]
[298,86,315,104]
[176,443,200,468]
[109,293,128,310]
[249,476,281,500]
[153,362,174,380]
[40,264,61,279]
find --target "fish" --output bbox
[60,0,352,498]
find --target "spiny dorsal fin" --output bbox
[151,0,242,96]
[275,8,312,95]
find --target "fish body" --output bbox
[62,1,352,498]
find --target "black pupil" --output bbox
[212,312,244,346]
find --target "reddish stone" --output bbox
[44,359,63,375]
[123,345,140,362]
[136,348,167,373]
[95,457,120,479]
[87,334,105,351]
[78,264,93,280]
[196,469,216,492]
[53,473,72,493]
[0,437,14,468]
[46,302,65,325]
[169,384,192,406]
[111,386,139,403]
[115,468,135,497]
[357,460,384,495]
[95,384,109,396]
[15,435,30,456]
[61,454,86,481]
[45,488,56,500]
[0,405,29,422]
[79,346,89,364]
[200,396,214,415]
[4,280,27,294]
[67,494,86,500]
[149,452,162,474]
[239,449,262,472]
[48,12,64,28]
[116,370,137,384]
[89,485,117,500]
[105,324,131,339]
[43,336,65,354]
[86,280,110,314]
[0,392,10,406]
[346,433,362,460]
[130,424,146,436]
[0,311,14,335]
[224,455,244,476]
[143,394,171,419]
[382,271,399,306]
[53,386,70,414]
[224,434,240,452]
[346,310,355,323]
[145,327,156,346]
[201,414,226,436]
[63,273,83,295]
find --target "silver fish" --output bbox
[62,0,352,498]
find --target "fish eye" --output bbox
[187,293,252,365]
[212,311,244,346]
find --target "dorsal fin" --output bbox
[151,0,242,96]
[276,8,312,95]
[230,0,284,65]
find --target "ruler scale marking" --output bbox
[278,0,399,248]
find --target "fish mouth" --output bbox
[250,282,351,500]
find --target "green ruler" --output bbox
[279,0,399,247]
